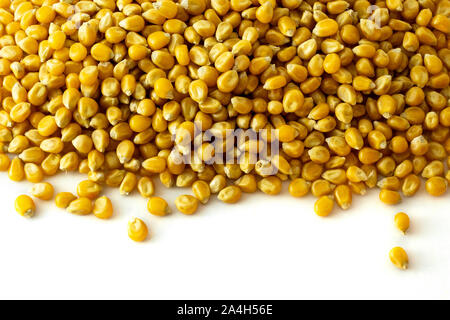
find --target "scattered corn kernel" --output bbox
[389,247,409,270]
[128,218,148,242]
[55,192,77,209]
[314,196,334,217]
[93,196,114,219]
[67,197,93,215]
[394,212,410,234]
[30,182,54,200]
[147,197,171,216]
[15,195,35,218]
[175,195,199,215]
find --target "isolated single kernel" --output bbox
[394,212,410,234]
[15,195,35,218]
[128,218,148,242]
[389,247,409,270]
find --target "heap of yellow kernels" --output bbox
[1,0,449,246]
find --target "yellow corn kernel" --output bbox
[255,2,273,24]
[72,135,93,154]
[67,197,93,215]
[60,152,79,172]
[334,185,352,210]
[38,115,58,137]
[257,176,282,195]
[148,196,171,216]
[278,16,296,37]
[277,124,297,142]
[312,18,339,37]
[346,166,368,183]
[289,178,310,197]
[309,146,331,164]
[189,79,208,103]
[401,174,420,197]
[48,30,66,50]
[154,77,175,99]
[93,196,114,219]
[234,174,257,193]
[8,157,25,181]
[394,212,410,234]
[24,163,44,183]
[55,192,77,209]
[30,182,54,201]
[314,196,334,217]
[128,218,148,242]
[192,180,211,204]
[116,140,135,164]
[91,43,114,62]
[159,169,174,188]
[10,102,31,123]
[0,153,11,171]
[425,177,447,197]
[119,172,137,196]
[311,179,334,197]
[15,195,35,218]
[379,189,402,205]
[389,247,408,270]
[218,186,242,204]
[175,195,199,215]
[142,156,167,173]
[119,15,145,32]
[210,174,227,194]
[137,177,155,198]
[77,180,102,199]
[263,75,287,90]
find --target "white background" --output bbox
[0,170,449,300]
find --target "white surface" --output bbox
[0,170,449,300]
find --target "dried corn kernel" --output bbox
[147,197,171,216]
[67,197,93,215]
[389,247,409,270]
[128,218,148,242]
[15,195,35,218]
[175,195,199,215]
[394,212,410,234]
[218,186,241,204]
[314,196,334,217]
[55,192,77,209]
[30,182,54,201]
[93,196,114,219]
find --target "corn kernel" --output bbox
[30,182,54,201]
[15,195,35,218]
[394,212,410,234]
[93,196,114,219]
[55,192,77,209]
[67,197,93,215]
[389,247,408,270]
[147,197,171,216]
[128,218,148,242]
[314,196,334,217]
[175,195,199,215]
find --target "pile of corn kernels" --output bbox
[0,0,449,269]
